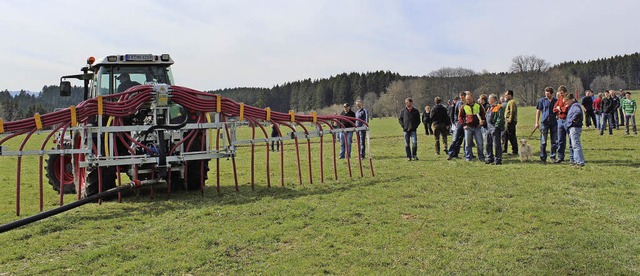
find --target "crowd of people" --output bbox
[395,87,637,167]
[332,86,636,167]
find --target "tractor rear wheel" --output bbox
[185,132,209,191]
[81,166,117,198]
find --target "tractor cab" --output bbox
[60,54,175,100]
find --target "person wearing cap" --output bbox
[116,73,141,93]
[565,93,585,167]
[621,91,637,135]
[339,103,355,159]
[399,97,421,161]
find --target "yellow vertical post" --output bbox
[216,95,221,113]
[34,113,43,130]
[97,96,104,116]
[70,105,77,127]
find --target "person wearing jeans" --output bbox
[459,93,486,161]
[565,93,585,167]
[593,92,603,129]
[621,91,637,135]
[339,103,355,159]
[447,92,467,160]
[600,91,615,135]
[399,97,421,161]
[553,86,571,163]
[535,87,558,162]
[581,90,597,129]
[485,94,505,165]
[354,100,369,158]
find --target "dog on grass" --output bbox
[519,139,533,162]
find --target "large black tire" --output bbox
[82,166,117,198]
[185,132,209,191]
[45,154,76,194]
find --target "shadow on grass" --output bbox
[586,147,636,151]
[583,159,640,168]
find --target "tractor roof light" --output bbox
[87,56,96,65]
[160,54,170,61]
[106,55,118,62]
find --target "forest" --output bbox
[1,52,639,120]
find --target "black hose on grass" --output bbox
[0,180,141,234]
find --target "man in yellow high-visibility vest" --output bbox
[458,93,486,161]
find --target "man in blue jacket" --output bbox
[535,87,558,163]
[565,94,585,167]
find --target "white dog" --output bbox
[519,139,533,162]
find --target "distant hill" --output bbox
[8,90,39,97]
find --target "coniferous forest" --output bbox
[2,53,640,120]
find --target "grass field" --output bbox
[1,101,639,274]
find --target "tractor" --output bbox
[47,54,214,197]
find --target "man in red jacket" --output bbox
[553,85,571,163]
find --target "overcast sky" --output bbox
[1,0,638,92]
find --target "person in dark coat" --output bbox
[581,89,596,129]
[339,103,356,159]
[399,97,421,161]
[270,123,280,152]
[422,105,433,135]
[430,97,450,155]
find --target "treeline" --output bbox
[211,71,403,112]
[2,53,640,121]
[0,86,84,121]
[556,53,640,90]
[211,53,640,118]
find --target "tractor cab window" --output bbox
[95,66,173,97]
[115,72,144,93]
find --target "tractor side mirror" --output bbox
[60,81,72,97]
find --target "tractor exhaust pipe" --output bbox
[0,180,143,234]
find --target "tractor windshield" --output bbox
[94,65,174,96]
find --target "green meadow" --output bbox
[0,101,639,274]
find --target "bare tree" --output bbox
[510,55,550,105]
[429,67,476,78]
[428,67,477,99]
[362,92,378,117]
[589,75,626,93]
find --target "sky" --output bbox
[1,0,638,92]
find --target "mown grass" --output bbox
[1,99,639,274]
